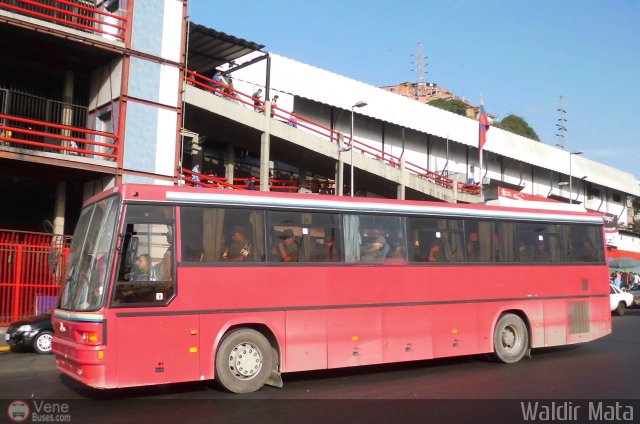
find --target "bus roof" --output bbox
[89,184,604,225]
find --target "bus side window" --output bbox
[113,221,175,306]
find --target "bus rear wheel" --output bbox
[215,329,273,393]
[492,313,528,363]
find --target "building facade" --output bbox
[0,0,186,235]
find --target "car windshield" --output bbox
[59,195,120,311]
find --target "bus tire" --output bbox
[215,329,273,393]
[615,302,626,316]
[492,313,528,364]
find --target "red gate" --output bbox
[0,230,70,325]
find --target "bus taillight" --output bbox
[80,331,99,344]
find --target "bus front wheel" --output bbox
[215,329,273,393]
[492,313,528,363]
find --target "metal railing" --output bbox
[0,87,118,160]
[0,112,119,159]
[0,230,70,325]
[185,69,480,196]
[183,170,299,192]
[0,88,87,132]
[0,0,127,41]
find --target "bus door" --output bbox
[111,205,199,386]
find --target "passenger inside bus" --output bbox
[277,229,299,262]
[360,236,388,261]
[518,240,532,262]
[532,239,551,262]
[222,226,253,261]
[427,241,444,262]
[466,240,480,262]
[156,232,174,280]
[311,232,336,261]
[569,237,597,262]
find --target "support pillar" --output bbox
[225,144,235,186]
[53,182,66,235]
[451,179,458,203]
[397,157,405,200]
[61,71,74,154]
[260,103,272,191]
[337,133,345,196]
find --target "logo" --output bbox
[7,400,30,423]
[59,322,66,332]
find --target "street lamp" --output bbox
[349,101,367,197]
[569,151,583,204]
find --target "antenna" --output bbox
[410,42,428,96]
[555,95,567,149]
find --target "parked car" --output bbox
[628,285,640,308]
[4,312,53,354]
[610,284,633,316]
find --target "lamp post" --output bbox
[349,101,367,197]
[568,151,583,204]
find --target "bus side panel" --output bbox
[284,310,328,372]
[565,296,611,345]
[430,304,479,358]
[543,299,568,347]
[326,308,383,368]
[115,315,200,387]
[591,297,612,340]
[381,306,433,363]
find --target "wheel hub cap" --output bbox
[502,327,516,349]
[37,334,52,352]
[228,342,262,379]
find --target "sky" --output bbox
[189,0,640,179]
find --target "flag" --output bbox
[478,104,490,150]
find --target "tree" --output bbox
[428,98,469,117]
[631,196,640,217]
[495,114,540,141]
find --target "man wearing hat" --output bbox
[360,236,387,261]
[223,226,253,261]
[277,229,299,262]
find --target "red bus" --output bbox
[52,184,610,393]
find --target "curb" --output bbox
[0,346,9,352]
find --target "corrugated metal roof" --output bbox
[186,22,264,75]
[235,53,640,196]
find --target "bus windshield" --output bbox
[59,195,119,311]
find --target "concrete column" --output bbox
[53,182,66,236]
[260,103,272,191]
[451,179,458,203]
[225,144,235,186]
[61,71,74,154]
[337,133,345,196]
[397,157,406,200]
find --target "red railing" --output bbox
[0,113,119,160]
[0,230,70,325]
[183,169,308,193]
[0,0,127,41]
[182,169,247,190]
[185,69,480,196]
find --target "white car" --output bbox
[610,284,633,316]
